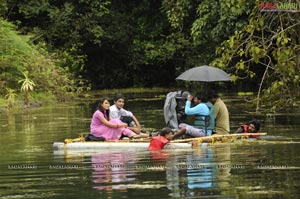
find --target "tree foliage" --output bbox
[0,19,75,102]
[1,0,300,110]
[5,0,110,73]
[191,0,253,45]
[3,0,249,89]
[212,0,300,111]
[161,0,253,74]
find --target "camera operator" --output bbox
[173,93,209,138]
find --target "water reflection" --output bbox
[91,152,135,192]
[1,94,300,199]
[149,150,170,160]
[56,144,232,198]
[186,143,217,189]
[148,144,232,198]
[51,141,300,199]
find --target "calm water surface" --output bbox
[0,93,300,199]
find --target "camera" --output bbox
[175,91,191,123]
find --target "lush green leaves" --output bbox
[0,19,76,102]
[1,0,300,111]
[212,0,300,111]
[191,0,253,45]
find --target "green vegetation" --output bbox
[18,71,35,106]
[0,0,300,112]
[4,88,16,109]
[212,0,300,111]
[0,19,80,108]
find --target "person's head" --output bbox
[97,97,111,112]
[114,93,126,109]
[208,90,219,104]
[248,119,260,133]
[159,127,174,140]
[193,92,207,104]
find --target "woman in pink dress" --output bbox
[90,97,137,141]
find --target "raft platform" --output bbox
[53,133,267,153]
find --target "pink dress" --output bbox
[90,110,133,140]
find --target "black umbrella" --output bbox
[176,65,232,82]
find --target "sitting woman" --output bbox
[88,97,137,141]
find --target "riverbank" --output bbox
[2,88,299,114]
[0,87,172,111]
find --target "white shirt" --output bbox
[109,104,133,119]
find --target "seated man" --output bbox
[204,101,215,136]
[110,94,148,138]
[234,119,261,138]
[173,93,209,138]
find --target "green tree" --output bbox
[4,0,110,74]
[212,0,300,111]
[2,0,263,91]
[85,1,185,88]
[191,0,253,45]
[161,0,253,78]
[0,18,76,103]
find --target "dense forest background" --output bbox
[1,0,300,111]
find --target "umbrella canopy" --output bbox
[176,65,232,82]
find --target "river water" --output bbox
[0,93,300,199]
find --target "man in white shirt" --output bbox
[110,94,142,134]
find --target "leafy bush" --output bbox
[0,19,77,103]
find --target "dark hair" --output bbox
[114,93,125,102]
[249,119,260,132]
[194,92,207,102]
[97,97,110,119]
[159,127,174,136]
[208,90,219,99]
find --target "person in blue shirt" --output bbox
[173,93,209,138]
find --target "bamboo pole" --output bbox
[171,133,267,143]
[65,133,267,144]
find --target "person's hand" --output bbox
[121,123,128,128]
[187,95,193,101]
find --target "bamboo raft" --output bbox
[171,133,267,143]
[53,133,267,152]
